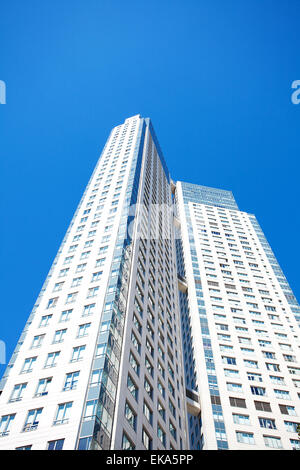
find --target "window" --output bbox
[77,323,91,337]
[39,315,52,327]
[124,402,136,430]
[45,351,60,368]
[23,408,42,432]
[250,386,266,396]
[227,383,243,392]
[259,417,276,429]
[229,397,247,408]
[131,331,141,354]
[143,401,153,424]
[53,402,72,425]
[90,369,102,386]
[169,420,177,441]
[63,371,79,391]
[233,414,250,425]
[222,356,236,365]
[80,251,90,260]
[95,258,105,268]
[129,352,140,376]
[142,428,152,450]
[224,369,240,378]
[21,357,37,373]
[91,272,102,282]
[59,268,69,277]
[35,377,52,397]
[274,389,290,400]
[47,439,65,450]
[31,334,45,348]
[71,277,82,287]
[47,297,58,308]
[84,400,97,421]
[284,421,300,433]
[9,383,27,402]
[100,320,110,333]
[157,401,165,421]
[270,375,285,385]
[244,359,258,369]
[53,329,67,344]
[145,357,154,377]
[122,432,135,450]
[254,401,272,412]
[144,377,153,400]
[53,282,64,292]
[95,343,106,357]
[66,292,78,303]
[157,423,166,447]
[236,431,255,445]
[0,414,15,436]
[71,345,85,362]
[266,363,280,372]
[87,287,99,298]
[76,263,86,273]
[263,435,283,449]
[127,374,138,401]
[279,404,297,416]
[247,372,262,382]
[60,309,72,322]
[82,303,95,316]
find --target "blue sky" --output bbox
[1,0,300,376]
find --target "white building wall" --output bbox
[176,181,300,450]
[0,115,145,450]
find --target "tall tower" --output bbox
[0,115,188,450]
[175,181,300,450]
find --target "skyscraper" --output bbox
[0,115,188,450]
[175,181,300,450]
[1,116,299,451]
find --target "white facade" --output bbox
[175,181,300,450]
[0,115,188,450]
[1,116,299,451]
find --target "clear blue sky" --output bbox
[1,0,300,376]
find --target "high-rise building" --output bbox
[0,115,189,450]
[175,181,300,450]
[1,116,300,451]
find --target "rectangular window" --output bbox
[47,439,65,450]
[63,371,79,391]
[236,431,255,445]
[10,383,27,402]
[45,351,60,368]
[125,402,137,430]
[21,357,37,374]
[23,408,43,432]
[0,414,15,436]
[142,428,152,450]
[53,402,72,425]
[263,435,283,449]
[233,413,250,425]
[35,377,52,397]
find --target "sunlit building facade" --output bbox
[0,115,188,450]
[0,117,299,451]
[175,181,300,450]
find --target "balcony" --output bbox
[171,180,176,194]
[186,388,201,416]
[178,274,188,294]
